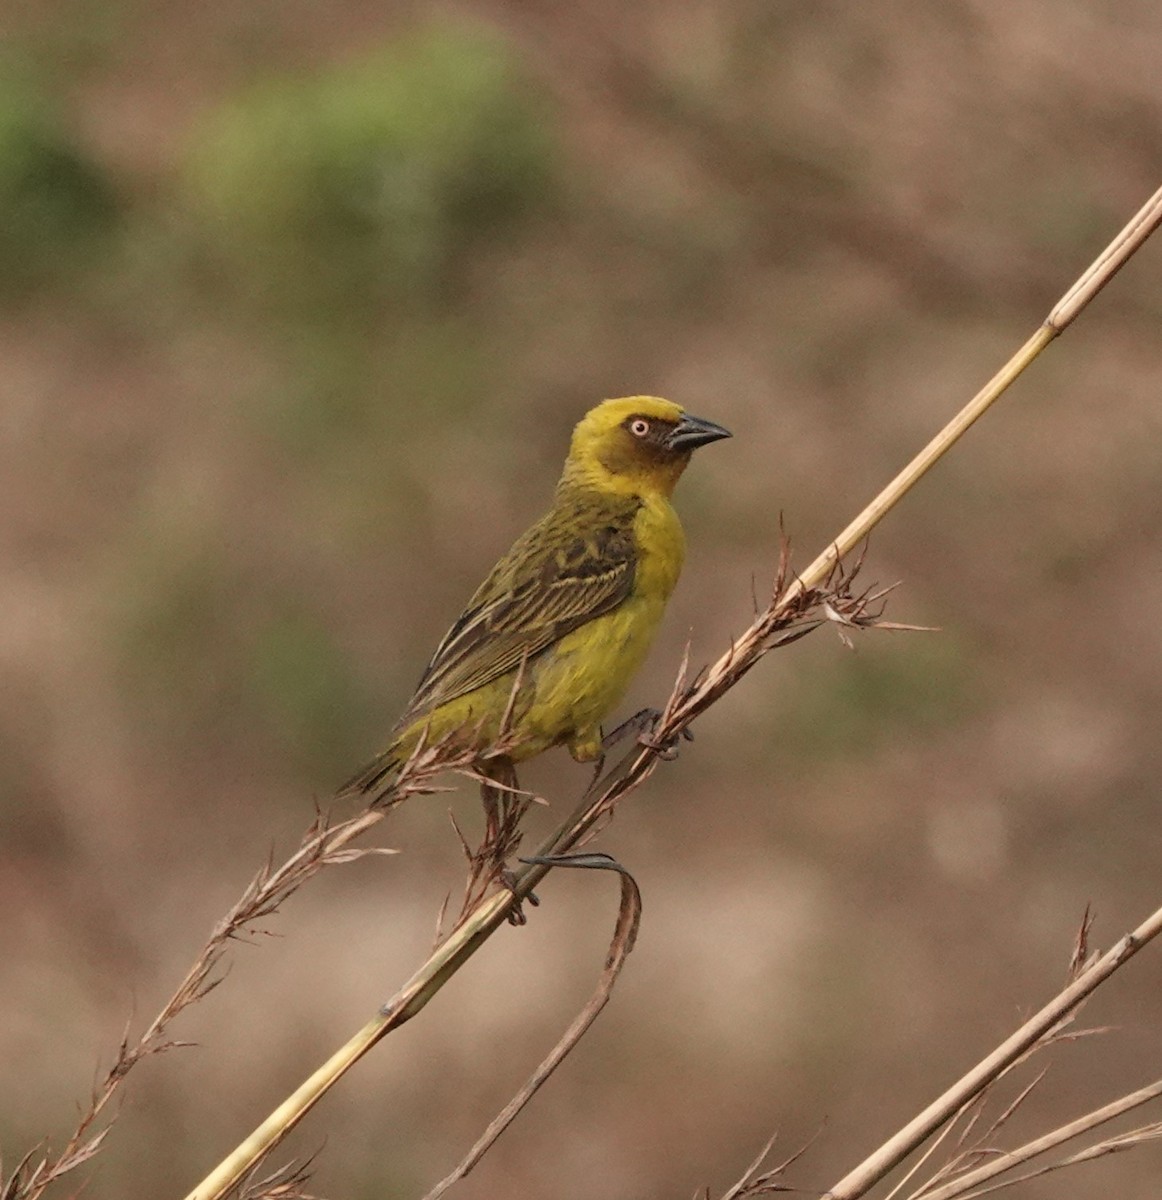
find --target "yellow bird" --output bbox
[342,396,730,796]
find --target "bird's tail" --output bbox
[335,748,402,802]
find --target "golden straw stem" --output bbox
[915,1078,1162,1200]
[784,324,1054,603]
[182,885,516,1200]
[181,183,1162,1200]
[822,902,1162,1200]
[785,181,1162,604]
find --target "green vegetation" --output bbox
[182,24,557,312]
[106,23,563,762]
[0,58,117,297]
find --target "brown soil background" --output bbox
[3,2,1162,1197]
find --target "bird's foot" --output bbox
[499,867,540,927]
[603,707,693,761]
[640,724,694,761]
[602,707,662,751]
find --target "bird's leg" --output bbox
[602,707,694,761]
[480,778,501,849]
[472,757,537,926]
[601,707,661,752]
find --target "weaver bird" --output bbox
[342,396,730,796]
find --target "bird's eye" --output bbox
[629,418,650,438]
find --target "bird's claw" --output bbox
[500,867,539,926]
[602,707,662,751]
[602,707,693,761]
[639,724,694,760]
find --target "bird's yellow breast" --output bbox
[514,493,685,760]
[631,490,686,602]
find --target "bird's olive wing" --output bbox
[396,506,639,725]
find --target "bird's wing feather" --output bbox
[395,499,639,726]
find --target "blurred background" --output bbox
[3,1,1162,1196]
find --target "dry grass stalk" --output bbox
[182,182,1162,1200]
[238,1152,324,1200]
[421,852,642,1200]
[14,185,1161,1200]
[872,915,1102,1200]
[701,1130,821,1199]
[711,911,1162,1200]
[1,737,484,1200]
[908,1079,1162,1200]
[819,900,1162,1199]
[181,552,885,1200]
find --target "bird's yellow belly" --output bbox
[393,593,665,763]
[517,592,667,759]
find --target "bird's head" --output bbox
[564,396,731,498]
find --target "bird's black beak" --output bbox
[667,413,732,451]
